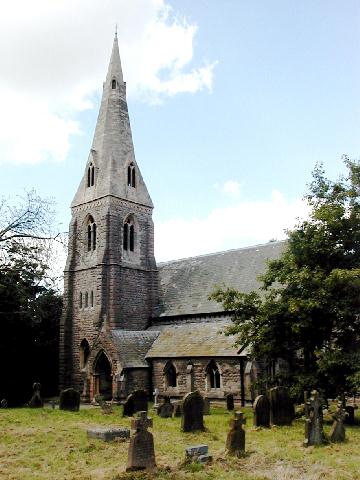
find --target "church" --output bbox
[59,34,285,404]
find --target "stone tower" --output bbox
[59,34,158,396]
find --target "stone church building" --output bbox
[59,35,285,404]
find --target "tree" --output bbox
[0,192,62,405]
[211,159,360,398]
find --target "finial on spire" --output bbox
[115,24,118,38]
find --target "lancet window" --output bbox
[123,217,135,252]
[127,162,136,188]
[164,361,177,388]
[206,360,221,389]
[87,216,96,251]
[87,163,95,187]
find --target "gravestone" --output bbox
[153,388,160,409]
[157,396,173,418]
[203,397,211,415]
[226,393,234,411]
[59,388,80,412]
[87,427,130,442]
[173,400,182,417]
[0,399,8,408]
[29,383,43,408]
[253,395,270,428]
[123,390,148,417]
[226,411,246,456]
[329,401,346,443]
[95,394,113,414]
[49,400,56,410]
[345,406,355,425]
[303,390,325,447]
[127,411,156,472]
[269,386,293,426]
[181,391,205,432]
[185,444,212,464]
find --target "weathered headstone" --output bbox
[269,386,293,426]
[153,388,160,409]
[345,406,355,425]
[330,401,346,443]
[59,388,80,412]
[123,390,148,417]
[173,400,182,417]
[185,444,212,464]
[49,400,56,410]
[253,395,270,428]
[226,411,246,456]
[226,393,234,411]
[29,383,43,408]
[87,427,130,442]
[303,390,325,447]
[203,397,211,415]
[181,391,205,432]
[157,396,173,418]
[0,399,8,408]
[127,411,156,472]
[95,394,113,414]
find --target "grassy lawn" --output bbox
[0,405,359,480]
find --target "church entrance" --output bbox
[93,352,112,400]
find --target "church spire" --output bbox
[72,33,153,209]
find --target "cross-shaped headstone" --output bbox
[226,411,246,456]
[131,411,153,432]
[231,411,246,429]
[153,388,159,407]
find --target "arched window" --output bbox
[80,339,90,369]
[90,290,94,308]
[164,361,177,388]
[87,163,95,187]
[85,291,89,308]
[87,216,96,252]
[207,360,221,389]
[123,217,135,252]
[79,292,83,309]
[127,162,136,187]
[112,79,116,89]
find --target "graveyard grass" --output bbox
[1,405,360,480]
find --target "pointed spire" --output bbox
[105,32,124,86]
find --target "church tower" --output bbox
[59,34,159,398]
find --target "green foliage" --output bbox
[211,158,360,397]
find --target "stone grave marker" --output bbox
[49,400,56,410]
[226,411,246,456]
[123,389,148,417]
[181,391,205,432]
[59,388,80,412]
[330,401,346,443]
[29,383,43,408]
[269,386,293,426]
[203,397,211,415]
[173,400,182,417]
[226,393,234,411]
[303,390,325,447]
[345,406,355,425]
[153,388,160,409]
[185,444,212,464]
[87,427,130,442]
[157,396,173,418]
[253,394,270,428]
[127,411,156,472]
[0,399,8,408]
[95,394,113,414]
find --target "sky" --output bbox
[1,0,359,263]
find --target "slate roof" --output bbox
[157,241,286,317]
[146,319,248,358]
[110,330,159,368]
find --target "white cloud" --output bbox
[154,190,310,262]
[219,180,242,198]
[0,0,215,165]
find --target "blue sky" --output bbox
[0,0,359,261]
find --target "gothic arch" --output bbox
[163,360,177,388]
[93,350,113,400]
[127,161,136,188]
[206,360,221,390]
[79,338,90,369]
[123,214,137,252]
[85,214,97,252]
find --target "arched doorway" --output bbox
[93,351,112,400]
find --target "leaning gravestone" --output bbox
[203,397,211,415]
[226,411,246,456]
[269,386,293,426]
[253,395,270,428]
[181,391,205,432]
[87,427,130,442]
[0,399,8,408]
[127,411,156,472]
[59,388,80,412]
[95,394,113,414]
[226,393,234,411]
[185,444,212,464]
[330,401,346,443]
[29,383,44,408]
[303,390,325,447]
[123,390,148,417]
[157,396,173,418]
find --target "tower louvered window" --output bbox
[87,216,96,252]
[123,218,135,252]
[87,163,95,187]
[127,162,136,187]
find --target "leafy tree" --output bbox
[0,193,62,406]
[211,159,360,398]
